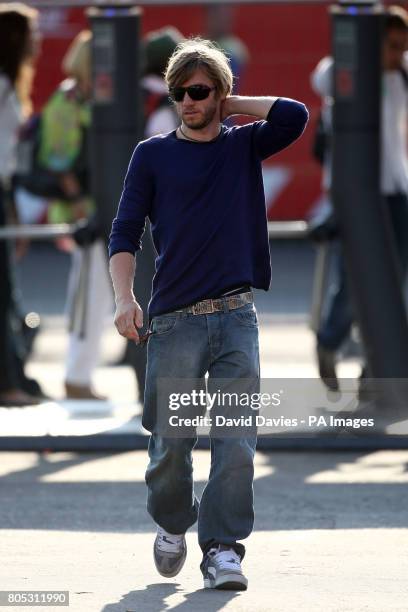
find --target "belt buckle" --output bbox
[192,299,213,315]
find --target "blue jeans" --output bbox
[317,245,353,351]
[143,301,259,560]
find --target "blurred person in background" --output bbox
[36,30,112,400]
[206,4,249,94]
[142,27,182,138]
[58,26,183,402]
[42,27,182,402]
[0,2,44,406]
[311,5,408,392]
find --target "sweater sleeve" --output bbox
[252,97,309,161]
[108,142,154,258]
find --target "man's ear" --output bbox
[214,88,226,101]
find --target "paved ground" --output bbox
[1,241,406,611]
[2,449,408,611]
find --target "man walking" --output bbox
[109,38,308,590]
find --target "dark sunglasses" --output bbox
[170,84,216,102]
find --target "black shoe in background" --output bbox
[317,343,339,391]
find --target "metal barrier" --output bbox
[0,220,330,330]
[0,224,73,240]
[268,220,308,237]
[0,220,308,240]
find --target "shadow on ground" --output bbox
[102,582,241,612]
[1,450,408,532]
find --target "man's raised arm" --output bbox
[223,95,309,160]
[221,95,279,121]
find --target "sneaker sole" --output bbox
[154,543,187,578]
[204,574,248,591]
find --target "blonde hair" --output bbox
[165,38,233,97]
[62,30,92,85]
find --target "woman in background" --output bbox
[0,2,41,405]
[37,30,113,400]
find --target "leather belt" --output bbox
[174,291,253,315]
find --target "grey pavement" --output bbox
[2,449,408,611]
[1,241,407,611]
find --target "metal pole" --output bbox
[87,5,143,239]
[331,2,408,417]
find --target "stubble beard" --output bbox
[182,102,218,130]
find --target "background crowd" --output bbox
[1,1,407,408]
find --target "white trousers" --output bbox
[65,239,114,385]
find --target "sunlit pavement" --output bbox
[1,449,408,611]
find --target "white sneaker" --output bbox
[153,526,187,578]
[201,545,248,590]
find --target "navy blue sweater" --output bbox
[109,98,308,318]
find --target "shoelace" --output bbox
[208,547,241,571]
[156,527,184,553]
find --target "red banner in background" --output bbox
[33,4,328,221]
